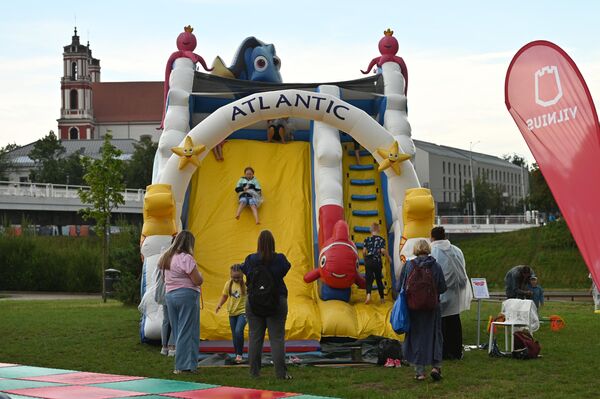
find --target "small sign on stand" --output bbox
[469,278,490,349]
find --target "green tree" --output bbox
[528,163,559,213]
[27,131,85,185]
[0,143,18,180]
[29,131,66,183]
[460,176,514,215]
[78,134,125,301]
[502,153,528,168]
[503,153,530,212]
[124,136,157,189]
[62,150,86,186]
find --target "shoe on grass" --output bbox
[160,347,168,356]
[384,358,395,368]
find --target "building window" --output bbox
[71,62,78,80]
[443,192,446,202]
[443,177,446,189]
[454,178,456,189]
[454,192,457,202]
[70,89,78,110]
[69,127,79,140]
[453,163,456,175]
[19,176,29,183]
[443,161,445,174]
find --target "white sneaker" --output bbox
[168,349,176,357]
[160,347,168,356]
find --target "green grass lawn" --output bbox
[1,299,599,398]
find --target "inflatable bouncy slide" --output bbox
[139,26,435,344]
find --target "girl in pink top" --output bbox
[158,230,203,374]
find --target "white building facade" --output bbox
[413,139,529,215]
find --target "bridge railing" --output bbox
[436,215,539,225]
[0,181,145,202]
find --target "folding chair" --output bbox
[488,298,539,353]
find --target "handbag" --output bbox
[154,268,166,305]
[390,289,410,334]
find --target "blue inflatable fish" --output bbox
[212,37,282,83]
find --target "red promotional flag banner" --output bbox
[505,40,600,288]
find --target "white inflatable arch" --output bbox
[159,88,419,241]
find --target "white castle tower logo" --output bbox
[535,65,563,107]
[526,65,577,130]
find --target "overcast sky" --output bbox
[1,0,599,164]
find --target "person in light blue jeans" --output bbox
[161,305,175,356]
[158,230,203,374]
[166,288,200,372]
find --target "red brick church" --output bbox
[57,27,163,141]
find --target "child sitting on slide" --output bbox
[267,118,292,143]
[234,166,262,224]
[215,264,247,363]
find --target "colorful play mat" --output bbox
[0,363,336,399]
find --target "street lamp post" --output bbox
[469,141,480,219]
[521,165,527,213]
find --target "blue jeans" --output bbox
[239,197,257,206]
[166,288,200,372]
[229,314,247,356]
[161,304,174,347]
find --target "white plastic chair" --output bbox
[488,299,539,353]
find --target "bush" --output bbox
[109,223,142,305]
[0,235,102,292]
[0,223,142,300]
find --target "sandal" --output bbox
[414,374,426,381]
[430,368,442,381]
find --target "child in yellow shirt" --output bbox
[216,264,247,363]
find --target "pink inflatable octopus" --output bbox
[361,29,408,94]
[161,25,212,129]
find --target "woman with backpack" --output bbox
[399,239,447,381]
[241,230,292,379]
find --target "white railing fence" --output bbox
[436,215,540,225]
[0,181,145,202]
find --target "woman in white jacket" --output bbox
[430,226,472,360]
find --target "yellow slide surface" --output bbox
[188,140,320,340]
[188,139,400,341]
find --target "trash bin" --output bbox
[104,268,121,297]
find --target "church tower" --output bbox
[57,27,101,140]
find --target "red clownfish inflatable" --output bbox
[304,219,366,290]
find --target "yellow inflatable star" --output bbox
[171,136,206,170]
[376,141,411,175]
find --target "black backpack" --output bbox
[376,339,402,365]
[247,260,279,317]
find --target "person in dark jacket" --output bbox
[504,265,535,299]
[241,230,292,379]
[399,239,447,381]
